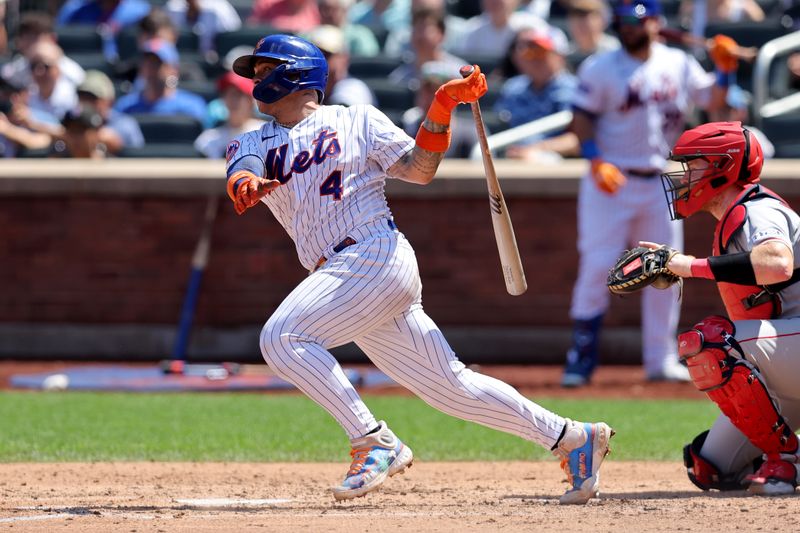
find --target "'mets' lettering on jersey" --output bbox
[266,129,342,184]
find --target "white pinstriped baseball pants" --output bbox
[571,174,683,375]
[260,227,566,447]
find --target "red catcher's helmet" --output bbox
[661,121,764,219]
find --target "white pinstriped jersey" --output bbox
[573,42,714,171]
[225,104,414,271]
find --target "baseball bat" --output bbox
[658,27,758,62]
[165,195,219,374]
[460,65,528,296]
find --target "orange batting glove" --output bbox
[709,34,739,73]
[590,159,626,194]
[439,65,488,104]
[426,65,488,125]
[226,170,280,215]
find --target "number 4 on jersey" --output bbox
[320,170,343,200]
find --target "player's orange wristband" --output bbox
[226,170,256,202]
[427,89,458,125]
[415,125,451,152]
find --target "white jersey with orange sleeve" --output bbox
[573,42,714,172]
[225,104,413,271]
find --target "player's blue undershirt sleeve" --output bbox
[227,154,264,178]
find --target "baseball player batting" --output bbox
[561,0,742,387]
[224,34,613,504]
[644,121,800,495]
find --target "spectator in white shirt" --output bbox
[27,41,78,120]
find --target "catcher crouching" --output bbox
[608,121,800,495]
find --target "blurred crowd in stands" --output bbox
[0,0,798,159]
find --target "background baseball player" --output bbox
[561,0,741,386]
[651,121,800,495]
[224,34,613,504]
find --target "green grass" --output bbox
[0,392,719,462]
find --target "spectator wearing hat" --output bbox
[193,72,265,159]
[1,12,85,89]
[388,7,466,88]
[115,8,207,94]
[495,26,580,161]
[248,0,321,33]
[0,74,57,158]
[114,38,207,123]
[51,105,107,159]
[401,61,481,158]
[77,70,144,154]
[318,0,380,57]
[565,0,619,57]
[304,24,376,106]
[27,40,78,120]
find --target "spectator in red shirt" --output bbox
[248,0,321,33]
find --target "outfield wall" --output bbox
[2,159,799,364]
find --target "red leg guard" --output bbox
[679,315,798,456]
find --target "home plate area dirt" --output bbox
[2,462,797,532]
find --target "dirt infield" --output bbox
[2,363,795,531]
[2,462,794,532]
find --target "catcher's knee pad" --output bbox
[683,430,752,491]
[679,315,798,455]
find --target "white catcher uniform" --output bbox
[571,42,715,376]
[225,103,567,446]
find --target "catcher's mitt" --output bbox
[607,246,682,295]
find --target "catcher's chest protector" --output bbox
[713,185,786,320]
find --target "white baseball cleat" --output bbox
[332,420,413,501]
[553,419,615,504]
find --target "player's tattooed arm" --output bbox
[388,119,448,185]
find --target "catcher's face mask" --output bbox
[661,122,763,220]
[661,153,735,220]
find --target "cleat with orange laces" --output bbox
[553,419,615,504]
[332,420,413,501]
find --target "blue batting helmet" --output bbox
[232,34,328,104]
[612,0,662,19]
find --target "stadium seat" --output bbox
[215,26,281,58]
[176,29,200,53]
[229,0,254,20]
[447,0,482,19]
[760,112,800,158]
[57,25,101,53]
[132,114,204,144]
[703,19,786,48]
[119,144,203,157]
[66,52,115,75]
[459,55,501,78]
[367,78,414,111]
[178,79,217,102]
[348,55,403,80]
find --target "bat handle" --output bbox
[459,64,475,79]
